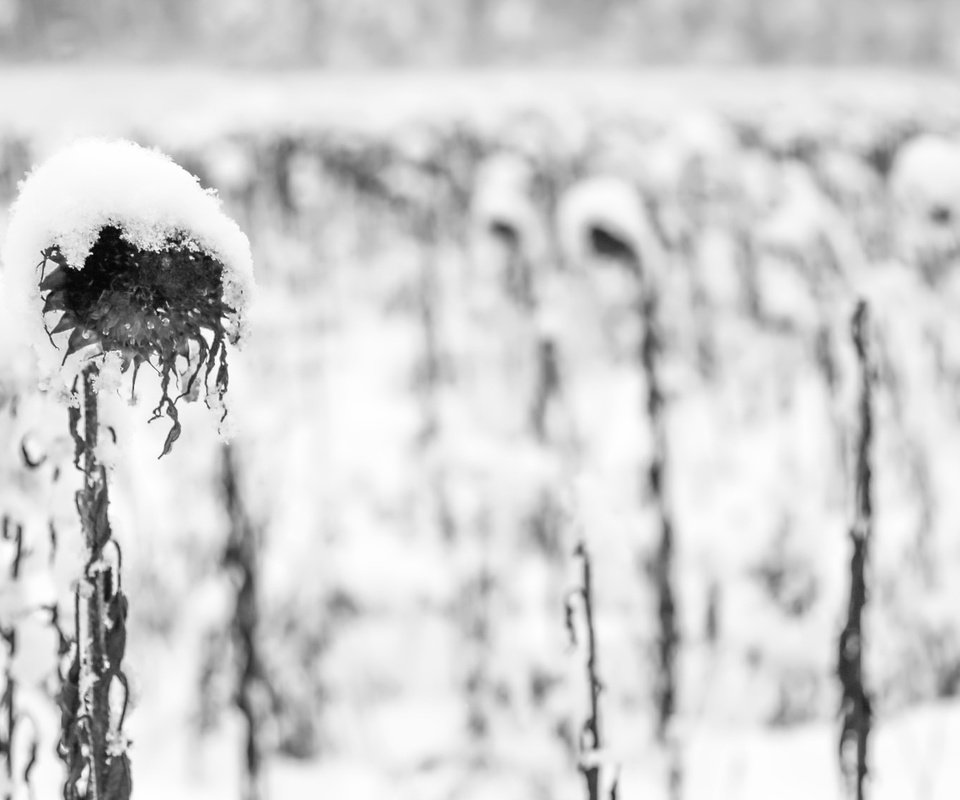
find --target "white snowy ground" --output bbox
[3,67,960,799]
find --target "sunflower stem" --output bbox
[80,363,109,800]
[60,363,131,800]
[839,300,874,800]
[222,444,265,800]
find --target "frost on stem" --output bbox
[58,368,132,800]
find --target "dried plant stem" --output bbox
[60,363,131,800]
[82,365,110,800]
[839,300,874,800]
[573,540,605,800]
[637,279,682,798]
[1,641,11,800]
[222,444,265,800]
[1,520,23,800]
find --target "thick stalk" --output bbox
[61,363,131,800]
[80,364,110,800]
[839,300,873,800]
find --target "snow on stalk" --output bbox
[2,138,252,800]
[838,299,874,800]
[558,175,681,797]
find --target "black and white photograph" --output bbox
[1,3,960,799]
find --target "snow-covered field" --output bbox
[2,67,960,799]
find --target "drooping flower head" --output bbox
[556,175,662,278]
[2,139,254,453]
[890,134,960,283]
[471,151,549,307]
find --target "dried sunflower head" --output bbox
[40,226,240,454]
[2,139,253,455]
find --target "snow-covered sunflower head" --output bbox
[556,175,662,279]
[890,134,960,283]
[2,139,254,451]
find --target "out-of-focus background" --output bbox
[3,3,960,800]
[2,0,960,65]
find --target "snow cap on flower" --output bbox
[556,175,662,278]
[2,138,253,391]
[472,151,546,258]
